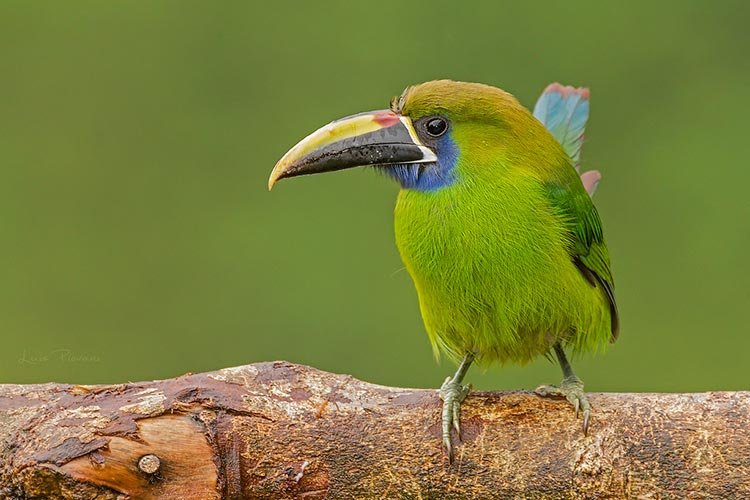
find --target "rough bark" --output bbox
[0,362,748,499]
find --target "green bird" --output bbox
[269,80,618,460]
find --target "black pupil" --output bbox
[426,118,447,136]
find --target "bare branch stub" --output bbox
[138,454,161,475]
[0,362,749,499]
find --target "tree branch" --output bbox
[1,362,748,499]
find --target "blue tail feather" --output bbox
[533,83,590,171]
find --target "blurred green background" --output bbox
[1,1,748,392]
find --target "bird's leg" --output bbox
[535,342,591,434]
[439,352,474,462]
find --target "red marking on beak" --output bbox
[372,111,400,128]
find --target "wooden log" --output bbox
[0,361,748,499]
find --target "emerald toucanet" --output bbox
[269,80,618,460]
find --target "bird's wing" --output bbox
[545,179,619,341]
[536,82,617,338]
[533,83,589,171]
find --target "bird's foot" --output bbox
[535,375,591,435]
[439,376,471,462]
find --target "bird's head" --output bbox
[269,80,562,192]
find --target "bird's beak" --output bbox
[268,110,437,190]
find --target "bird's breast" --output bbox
[392,178,611,363]
[393,181,575,321]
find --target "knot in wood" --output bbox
[138,454,161,474]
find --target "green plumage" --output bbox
[392,81,617,365]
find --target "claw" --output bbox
[453,401,461,435]
[443,436,453,462]
[439,377,471,463]
[583,409,590,435]
[536,376,592,435]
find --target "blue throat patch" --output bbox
[378,134,459,191]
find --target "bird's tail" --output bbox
[533,83,600,197]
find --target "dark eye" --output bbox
[425,117,448,137]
